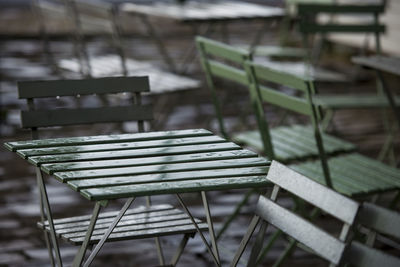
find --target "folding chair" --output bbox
[231,161,400,267]
[17,76,207,266]
[244,60,400,197]
[196,36,356,240]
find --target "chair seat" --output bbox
[290,153,400,197]
[37,204,208,245]
[232,125,356,162]
[314,94,400,109]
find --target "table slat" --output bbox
[41,150,258,174]
[68,166,269,191]
[4,128,211,152]
[55,157,269,181]
[80,175,270,200]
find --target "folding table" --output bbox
[121,0,284,73]
[5,128,270,266]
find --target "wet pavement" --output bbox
[1,2,399,267]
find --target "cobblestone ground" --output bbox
[1,3,399,267]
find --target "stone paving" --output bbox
[1,2,399,267]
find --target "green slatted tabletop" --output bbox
[5,128,270,266]
[5,129,270,201]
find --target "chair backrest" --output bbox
[196,36,252,138]
[298,2,386,54]
[237,161,400,267]
[243,60,333,187]
[252,161,360,266]
[344,202,400,267]
[18,76,153,139]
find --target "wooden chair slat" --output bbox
[196,36,250,64]
[208,60,249,86]
[18,76,150,99]
[300,24,385,34]
[258,85,312,116]
[346,241,400,267]
[298,4,385,14]
[255,195,346,265]
[249,62,309,92]
[20,105,153,128]
[357,203,400,240]
[267,161,359,224]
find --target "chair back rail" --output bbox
[233,161,400,267]
[357,202,400,240]
[196,36,253,137]
[266,161,359,224]
[243,61,331,187]
[18,76,149,98]
[18,76,153,130]
[298,3,385,55]
[345,241,400,267]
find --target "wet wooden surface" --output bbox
[1,1,399,266]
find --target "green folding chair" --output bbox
[297,2,400,127]
[16,76,207,266]
[196,36,356,240]
[231,161,400,267]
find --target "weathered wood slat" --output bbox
[39,204,208,245]
[346,241,400,267]
[290,153,400,197]
[250,63,309,92]
[256,195,346,265]
[258,85,312,116]
[18,135,226,157]
[4,129,212,152]
[55,158,269,181]
[352,56,400,76]
[38,204,176,228]
[28,142,242,166]
[20,105,154,128]
[67,167,269,190]
[300,24,385,34]
[315,94,400,109]
[196,36,249,64]
[267,161,359,224]
[298,4,385,14]
[18,76,150,99]
[41,150,258,174]
[208,60,249,86]
[69,224,209,245]
[232,125,355,162]
[80,175,270,200]
[357,203,400,240]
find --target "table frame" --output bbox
[6,129,270,266]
